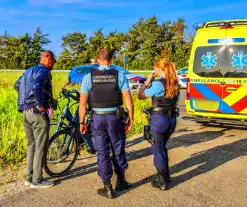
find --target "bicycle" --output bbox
[44,88,95,177]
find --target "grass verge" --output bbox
[0,72,151,168]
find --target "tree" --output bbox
[125,16,192,70]
[31,27,51,66]
[54,32,89,69]
[0,27,50,69]
[55,29,127,69]
[0,16,193,70]
[126,16,165,70]
[169,18,192,69]
[104,31,127,66]
[61,32,88,56]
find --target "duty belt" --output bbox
[92,110,117,115]
[152,106,179,117]
[152,106,175,112]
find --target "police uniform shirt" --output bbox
[144,79,164,98]
[80,65,130,112]
[144,78,180,99]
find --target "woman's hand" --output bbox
[145,72,158,86]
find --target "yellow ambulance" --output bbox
[185,19,247,124]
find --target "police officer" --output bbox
[79,49,133,199]
[138,58,179,190]
[14,50,56,188]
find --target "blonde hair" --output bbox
[154,58,179,98]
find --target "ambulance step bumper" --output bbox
[182,116,247,127]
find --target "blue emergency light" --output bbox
[208,38,245,44]
[194,22,205,30]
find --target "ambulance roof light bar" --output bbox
[194,20,247,31]
[206,21,247,28]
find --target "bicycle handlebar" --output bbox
[61,88,80,102]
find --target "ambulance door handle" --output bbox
[226,87,237,92]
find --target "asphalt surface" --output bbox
[1,90,247,207]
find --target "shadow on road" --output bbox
[126,127,229,150]
[125,128,228,163]
[120,129,247,194]
[122,137,247,195]
[169,138,247,189]
[55,128,242,196]
[55,146,153,184]
[167,128,228,150]
[126,136,144,148]
[125,128,194,149]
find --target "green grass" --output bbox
[0,71,150,168]
[138,72,150,77]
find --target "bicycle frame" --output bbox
[55,93,94,156]
[45,88,95,177]
[55,99,73,133]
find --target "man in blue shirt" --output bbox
[79,49,133,199]
[14,51,56,189]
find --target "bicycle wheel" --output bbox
[49,120,58,138]
[44,129,79,177]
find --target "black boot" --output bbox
[165,150,171,183]
[97,182,116,199]
[166,169,171,183]
[153,171,171,183]
[151,171,168,191]
[115,175,132,191]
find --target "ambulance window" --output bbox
[225,45,247,77]
[193,45,247,77]
[193,46,224,77]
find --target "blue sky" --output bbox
[1,0,247,55]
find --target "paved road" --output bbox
[1,90,247,207]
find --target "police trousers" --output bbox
[150,114,176,172]
[91,114,128,183]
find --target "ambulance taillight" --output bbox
[186,78,190,100]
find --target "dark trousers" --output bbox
[23,110,50,183]
[91,114,128,183]
[150,114,176,172]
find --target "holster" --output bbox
[143,125,166,145]
[87,108,93,122]
[116,107,129,125]
[144,125,152,143]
